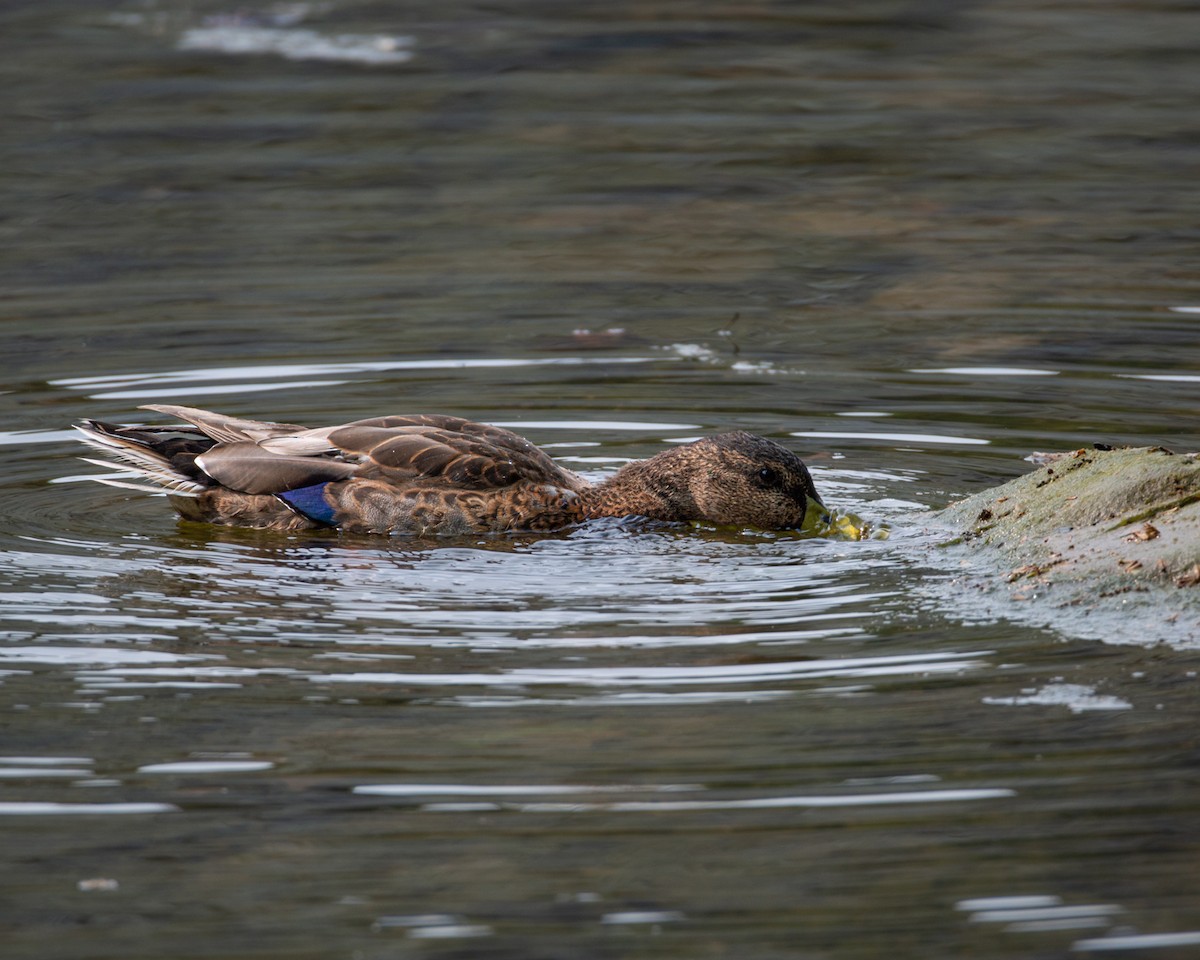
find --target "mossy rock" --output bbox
[932,446,1200,643]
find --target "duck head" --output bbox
[679,432,826,530]
[595,431,827,531]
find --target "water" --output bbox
[2,1,1198,957]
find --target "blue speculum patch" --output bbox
[277,482,337,526]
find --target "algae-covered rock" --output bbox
[933,446,1200,644]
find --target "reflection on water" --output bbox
[0,802,181,815]
[981,682,1133,715]
[314,650,986,689]
[138,759,276,773]
[2,0,1199,957]
[178,26,415,66]
[794,430,991,446]
[355,782,1017,813]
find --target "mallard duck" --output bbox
[74,404,828,535]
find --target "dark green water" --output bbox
[2,2,1197,958]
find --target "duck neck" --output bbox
[579,449,699,521]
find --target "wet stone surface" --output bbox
[934,447,1200,641]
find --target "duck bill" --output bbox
[796,495,833,537]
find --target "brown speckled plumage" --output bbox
[75,404,825,535]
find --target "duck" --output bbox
[74,404,829,536]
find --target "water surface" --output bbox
[2,1,1198,958]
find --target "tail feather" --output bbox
[74,421,206,497]
[139,404,308,444]
[78,456,202,496]
[92,475,192,496]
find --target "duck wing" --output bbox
[126,404,349,495]
[142,409,584,496]
[301,415,587,492]
[193,442,359,495]
[135,408,583,496]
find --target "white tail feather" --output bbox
[74,423,205,496]
[76,431,161,467]
[78,457,203,495]
[80,456,141,472]
[93,476,193,496]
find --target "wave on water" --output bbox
[178,26,414,65]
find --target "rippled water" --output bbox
[2,1,1198,957]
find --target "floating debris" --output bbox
[1125,522,1160,543]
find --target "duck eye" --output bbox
[757,466,778,486]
